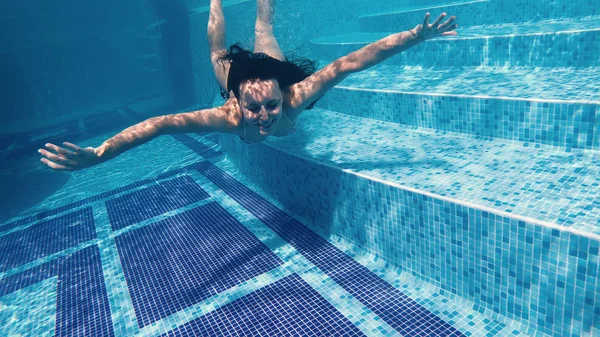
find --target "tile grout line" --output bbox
[201,153,532,336]
[333,85,600,105]
[326,232,534,336]
[136,265,295,337]
[255,137,600,242]
[92,202,140,337]
[0,191,213,281]
[186,170,400,337]
[0,164,202,237]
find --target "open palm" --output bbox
[38,142,100,171]
[414,12,458,40]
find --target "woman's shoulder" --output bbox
[203,98,243,134]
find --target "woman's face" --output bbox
[238,78,283,136]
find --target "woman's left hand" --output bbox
[412,12,458,40]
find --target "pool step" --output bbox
[359,0,599,31]
[271,109,599,234]
[218,108,600,337]
[314,64,600,150]
[359,0,491,31]
[310,16,600,68]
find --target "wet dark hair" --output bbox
[218,43,318,102]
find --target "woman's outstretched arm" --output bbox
[287,13,457,111]
[208,0,230,90]
[39,103,239,171]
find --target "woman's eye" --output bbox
[267,103,278,109]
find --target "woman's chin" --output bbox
[259,128,272,136]
[258,120,277,135]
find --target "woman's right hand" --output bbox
[39,142,102,171]
[412,12,458,41]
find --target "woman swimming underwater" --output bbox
[39,0,457,171]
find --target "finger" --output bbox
[431,12,447,28]
[423,12,430,27]
[40,158,74,171]
[441,31,458,36]
[38,149,76,166]
[62,142,83,152]
[45,143,76,158]
[439,16,457,29]
[444,23,459,32]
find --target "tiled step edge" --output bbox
[359,0,598,31]
[219,133,600,337]
[309,29,600,68]
[317,87,600,151]
[360,0,491,31]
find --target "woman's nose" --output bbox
[259,106,268,119]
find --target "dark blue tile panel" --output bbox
[0,257,60,297]
[55,246,114,337]
[36,200,88,220]
[0,207,96,273]
[172,134,222,158]
[114,201,283,328]
[1,162,204,233]
[194,161,466,337]
[0,214,37,233]
[0,246,114,337]
[160,273,366,337]
[106,175,210,231]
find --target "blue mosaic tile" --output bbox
[0,207,96,273]
[359,1,599,30]
[55,246,114,337]
[35,200,88,220]
[258,109,600,232]
[159,273,366,337]
[0,257,60,297]
[1,162,206,234]
[106,175,210,231]
[114,201,283,328]
[172,134,222,158]
[0,246,114,337]
[93,178,156,200]
[312,16,600,68]
[318,85,600,150]
[218,134,600,336]
[0,214,37,233]
[359,0,491,31]
[194,161,464,337]
[321,65,600,103]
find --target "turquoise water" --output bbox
[1,0,600,336]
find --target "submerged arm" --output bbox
[288,13,457,111]
[96,106,235,160]
[39,104,238,171]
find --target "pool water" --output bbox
[0,130,528,336]
[1,0,599,336]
